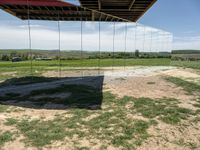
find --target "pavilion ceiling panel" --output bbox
[79,0,157,21]
[0,0,157,22]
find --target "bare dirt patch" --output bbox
[0,66,200,150]
[138,121,200,150]
[82,113,100,122]
[1,71,17,76]
[2,135,34,150]
[161,68,200,78]
[42,70,101,77]
[103,67,199,111]
[104,75,194,100]
[1,108,67,121]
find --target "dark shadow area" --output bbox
[0,76,60,87]
[0,76,104,110]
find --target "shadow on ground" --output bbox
[0,76,104,110]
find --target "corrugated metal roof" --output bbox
[79,0,157,22]
[0,0,74,7]
[0,0,157,22]
[0,0,128,21]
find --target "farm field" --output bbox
[0,59,200,150]
[0,0,199,148]
[0,58,200,81]
[0,58,171,81]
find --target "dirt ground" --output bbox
[0,66,200,150]
[104,67,200,111]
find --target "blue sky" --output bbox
[0,0,199,50]
[140,0,200,42]
[139,0,200,50]
[67,0,200,40]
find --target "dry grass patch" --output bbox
[2,92,157,149]
[165,77,200,96]
[0,131,14,147]
[0,105,9,113]
[1,73,200,149]
[2,91,198,149]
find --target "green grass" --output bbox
[111,120,151,148]
[193,104,200,108]
[0,105,9,113]
[188,142,199,150]
[192,116,200,123]
[0,58,171,82]
[0,58,171,68]
[165,77,200,124]
[132,97,192,125]
[166,77,200,95]
[16,119,67,147]
[4,118,18,126]
[174,139,199,150]
[1,59,199,71]
[4,91,196,148]
[1,58,200,148]
[4,92,155,149]
[171,60,200,70]
[193,98,200,113]
[0,131,13,146]
[0,59,200,82]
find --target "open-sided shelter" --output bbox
[0,0,157,22]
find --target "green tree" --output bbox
[1,54,10,61]
[10,51,17,58]
[135,50,140,58]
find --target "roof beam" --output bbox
[105,15,109,21]
[98,0,101,10]
[79,0,157,22]
[0,0,157,22]
[91,10,95,21]
[128,0,136,10]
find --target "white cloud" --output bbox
[173,36,200,50]
[0,22,173,52]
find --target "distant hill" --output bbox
[171,50,200,61]
[0,49,171,61]
[172,50,200,54]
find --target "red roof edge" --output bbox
[0,0,76,7]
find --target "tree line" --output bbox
[0,50,171,61]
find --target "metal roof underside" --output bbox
[79,0,157,22]
[0,0,157,22]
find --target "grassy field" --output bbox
[171,60,200,70]
[0,58,171,80]
[0,59,199,70]
[0,58,200,149]
[0,77,200,149]
[0,58,199,81]
[0,58,171,68]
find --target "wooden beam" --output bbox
[0,5,17,17]
[98,0,101,10]
[105,15,109,21]
[79,0,157,22]
[129,0,136,10]
[7,8,91,16]
[91,10,95,21]
[4,8,16,16]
